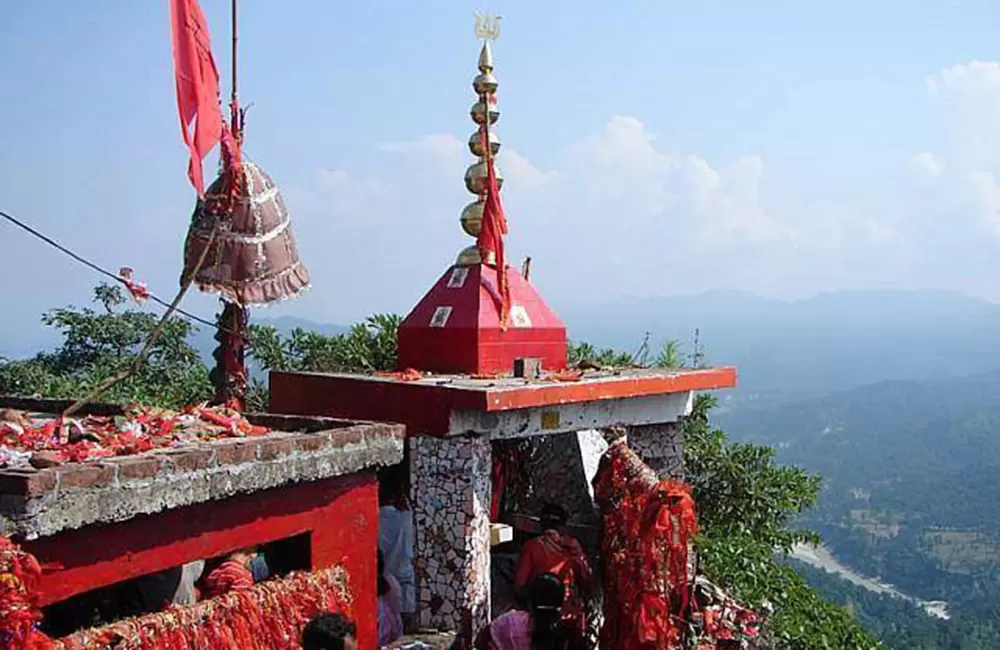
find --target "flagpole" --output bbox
[230,0,240,139]
[214,0,249,410]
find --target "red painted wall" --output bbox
[26,473,379,648]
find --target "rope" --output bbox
[0,208,220,329]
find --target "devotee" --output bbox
[201,548,255,598]
[513,504,593,647]
[118,566,183,617]
[378,549,404,647]
[250,552,270,582]
[474,573,570,650]
[378,466,417,631]
[302,611,358,650]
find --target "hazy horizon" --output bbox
[5,285,1000,361]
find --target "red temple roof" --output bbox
[397,263,568,376]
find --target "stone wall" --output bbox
[517,430,607,536]
[626,422,684,480]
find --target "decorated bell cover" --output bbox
[182,159,309,306]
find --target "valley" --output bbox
[790,543,950,620]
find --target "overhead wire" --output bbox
[0,208,222,331]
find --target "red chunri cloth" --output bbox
[1,534,354,650]
[592,441,699,650]
[202,559,254,598]
[0,537,53,650]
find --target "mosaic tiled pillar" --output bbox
[410,434,492,637]
[627,422,684,480]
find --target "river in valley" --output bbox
[790,543,951,620]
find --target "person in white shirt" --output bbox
[378,468,416,632]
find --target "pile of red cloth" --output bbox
[58,566,352,650]
[593,439,698,650]
[593,440,762,650]
[0,536,53,650]
[0,404,269,468]
[689,577,762,649]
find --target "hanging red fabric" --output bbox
[476,126,511,329]
[202,559,254,598]
[594,442,701,650]
[170,0,225,197]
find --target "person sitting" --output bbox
[378,466,417,632]
[302,611,358,650]
[377,549,404,647]
[201,548,255,598]
[474,573,569,650]
[513,504,593,647]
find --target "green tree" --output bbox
[0,285,401,412]
[245,314,401,410]
[248,314,401,374]
[0,284,212,408]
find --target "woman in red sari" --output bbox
[513,504,593,650]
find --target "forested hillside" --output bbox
[790,560,1000,649]
[720,374,1000,646]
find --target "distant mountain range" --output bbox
[7,289,1000,405]
[560,289,1000,404]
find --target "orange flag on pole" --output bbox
[170,0,224,197]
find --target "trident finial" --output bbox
[474,11,501,42]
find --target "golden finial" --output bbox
[458,12,503,267]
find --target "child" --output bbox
[475,573,570,650]
[302,612,358,650]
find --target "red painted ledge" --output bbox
[270,367,737,435]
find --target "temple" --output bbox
[0,11,747,650]
[270,22,738,643]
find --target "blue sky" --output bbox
[3,1,1000,353]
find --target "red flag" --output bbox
[477,127,511,328]
[170,0,224,197]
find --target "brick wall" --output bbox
[0,422,404,539]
